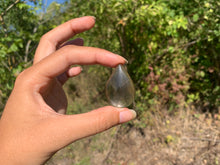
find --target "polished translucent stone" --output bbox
[106,64,135,107]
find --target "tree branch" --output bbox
[154,39,200,63]
[0,16,7,35]
[0,0,21,36]
[183,137,220,143]
[1,61,10,71]
[24,26,38,63]
[1,0,20,16]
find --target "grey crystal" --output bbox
[106,64,135,107]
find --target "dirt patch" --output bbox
[46,109,220,165]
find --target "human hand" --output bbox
[0,16,136,165]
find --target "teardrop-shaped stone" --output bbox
[106,64,135,107]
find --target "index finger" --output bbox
[23,46,127,88]
[34,16,96,64]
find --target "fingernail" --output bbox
[119,109,136,123]
[91,16,96,20]
[120,57,128,64]
[119,57,128,64]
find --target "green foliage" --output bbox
[0,1,35,109]
[60,0,220,112]
[165,135,175,144]
[75,156,90,165]
[0,0,219,113]
[0,0,63,111]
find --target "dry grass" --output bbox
[47,107,220,165]
[46,66,220,165]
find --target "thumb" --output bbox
[45,106,136,149]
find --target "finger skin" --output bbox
[20,45,127,89]
[67,66,82,77]
[57,66,82,85]
[57,107,135,142]
[0,106,136,165]
[34,16,95,63]
[59,38,84,48]
[56,38,84,85]
[0,16,135,165]
[28,106,135,152]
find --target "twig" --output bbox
[0,15,7,35]
[24,40,32,63]
[154,39,198,63]
[0,0,20,16]
[102,125,122,163]
[183,137,220,143]
[0,0,20,36]
[24,26,38,63]
[181,40,197,48]
[1,61,10,71]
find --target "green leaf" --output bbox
[193,14,199,22]
[9,43,18,52]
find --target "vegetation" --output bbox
[0,0,220,113]
[62,0,220,113]
[1,1,220,164]
[0,0,62,109]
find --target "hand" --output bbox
[0,16,136,165]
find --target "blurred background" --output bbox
[0,0,220,164]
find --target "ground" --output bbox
[46,108,220,165]
[46,66,220,165]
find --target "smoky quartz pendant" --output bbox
[106,64,135,108]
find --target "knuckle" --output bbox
[93,109,118,133]
[61,44,72,52]
[59,45,75,62]
[39,33,54,47]
[14,70,28,87]
[39,35,46,44]
[93,115,108,134]
[40,33,49,43]
[15,70,26,83]
[14,68,34,88]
